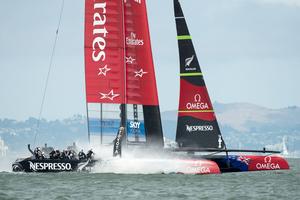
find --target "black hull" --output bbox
[12,157,97,173]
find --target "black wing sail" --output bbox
[174,0,225,149]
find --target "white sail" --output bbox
[282,136,289,156]
[0,137,8,157]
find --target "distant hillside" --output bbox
[0,103,300,154]
[214,102,300,132]
[0,115,88,152]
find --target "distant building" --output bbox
[0,137,8,157]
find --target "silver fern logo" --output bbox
[185,55,195,67]
[185,55,196,71]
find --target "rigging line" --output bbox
[33,0,65,146]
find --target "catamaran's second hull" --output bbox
[208,155,289,173]
[96,157,221,175]
[175,159,221,174]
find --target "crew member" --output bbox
[78,150,86,160]
[68,150,76,159]
[34,147,45,159]
[60,150,68,159]
[49,150,56,159]
[54,150,61,159]
[86,149,94,159]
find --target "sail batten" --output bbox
[179,110,214,113]
[177,35,192,40]
[180,72,203,77]
[174,0,225,149]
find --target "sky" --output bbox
[0,0,299,120]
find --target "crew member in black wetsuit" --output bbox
[54,150,61,159]
[78,150,87,160]
[68,150,76,159]
[86,150,94,159]
[34,147,45,159]
[49,150,56,159]
[60,150,67,159]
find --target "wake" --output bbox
[90,146,208,174]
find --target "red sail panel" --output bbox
[178,79,217,121]
[85,0,125,104]
[124,0,159,105]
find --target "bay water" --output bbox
[0,158,299,200]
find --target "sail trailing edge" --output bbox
[124,0,164,147]
[174,0,225,149]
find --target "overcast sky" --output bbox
[0,0,299,120]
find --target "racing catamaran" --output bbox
[173,0,289,172]
[13,0,288,174]
[84,0,221,174]
[12,0,220,174]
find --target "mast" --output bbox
[174,0,225,149]
[121,0,127,144]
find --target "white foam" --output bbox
[90,146,209,174]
